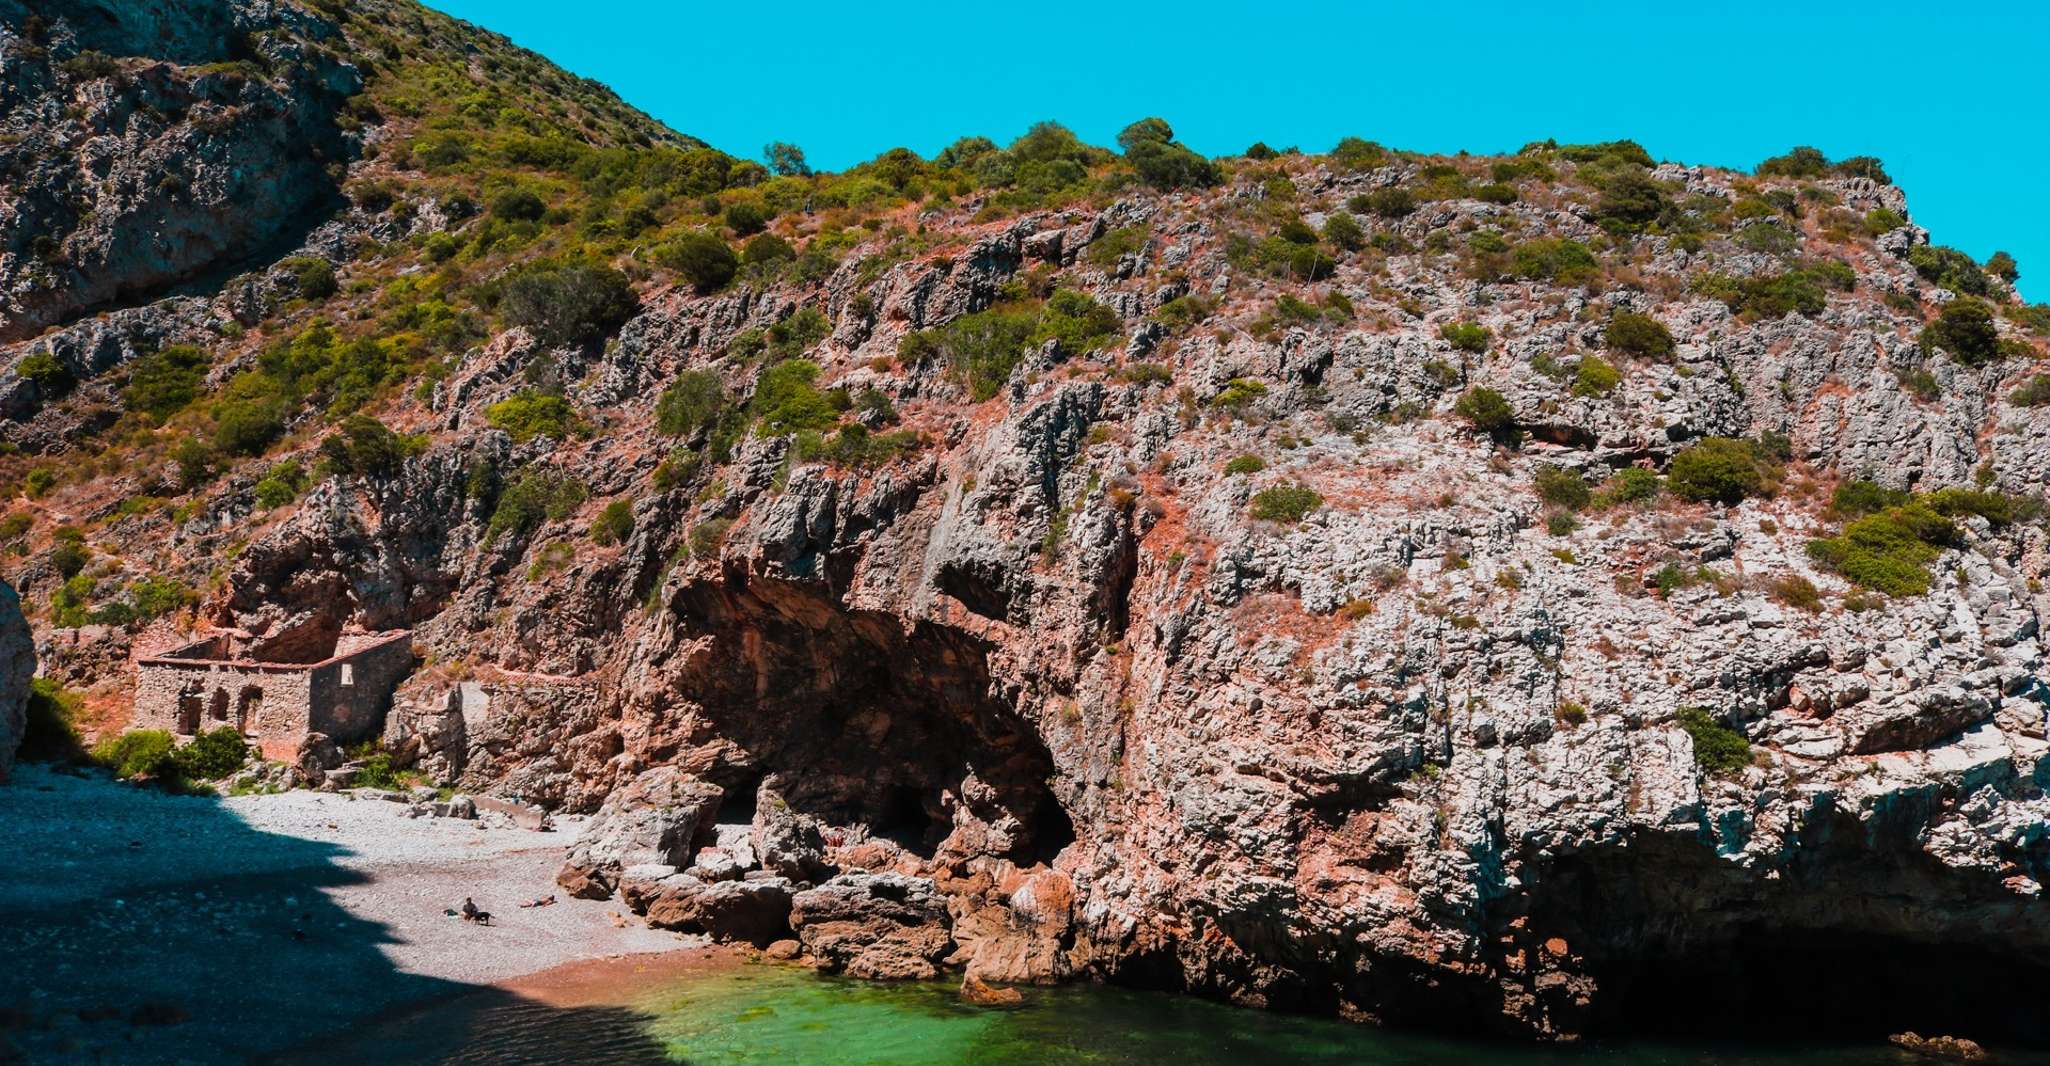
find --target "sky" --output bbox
[423,1,2049,301]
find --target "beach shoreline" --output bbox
[0,763,705,1064]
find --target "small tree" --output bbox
[501,262,638,348]
[650,231,738,294]
[1250,484,1324,523]
[590,499,634,546]
[1920,298,2000,365]
[1605,311,1675,359]
[1669,438,1765,504]
[764,142,810,177]
[1454,387,1519,445]
[655,369,727,437]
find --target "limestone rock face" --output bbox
[790,873,956,980]
[0,1,360,343]
[0,580,34,781]
[557,768,722,900]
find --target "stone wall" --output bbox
[131,631,411,761]
[307,632,413,745]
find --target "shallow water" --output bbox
[344,960,2040,1066]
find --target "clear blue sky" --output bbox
[424,1,2048,301]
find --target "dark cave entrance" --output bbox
[1525,830,2050,1046]
[675,573,1074,869]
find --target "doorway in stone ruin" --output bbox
[237,686,264,733]
[177,687,203,735]
[209,689,230,725]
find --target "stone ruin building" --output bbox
[132,629,414,760]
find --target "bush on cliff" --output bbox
[1920,298,2001,365]
[1454,387,1520,446]
[1605,312,1675,359]
[1668,438,1769,504]
[1806,503,1956,597]
[486,390,576,442]
[1250,484,1323,523]
[655,369,730,438]
[123,344,210,420]
[499,261,638,348]
[590,499,634,545]
[1678,707,1750,775]
[488,470,586,539]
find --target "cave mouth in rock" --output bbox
[679,574,1074,869]
[1531,832,2050,1047]
[1580,927,2050,1045]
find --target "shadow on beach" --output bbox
[0,764,672,1065]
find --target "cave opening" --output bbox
[672,574,1074,870]
[1527,831,2050,1047]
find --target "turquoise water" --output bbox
[341,961,2033,1065]
[537,964,1978,1065]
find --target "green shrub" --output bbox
[742,234,794,266]
[253,460,310,509]
[1920,298,2000,365]
[1117,117,1222,190]
[1677,707,1751,774]
[1250,484,1323,523]
[1756,146,1828,178]
[1511,238,1600,286]
[590,498,634,545]
[500,262,638,348]
[94,729,181,781]
[1806,503,1955,596]
[795,423,924,470]
[1831,479,1909,517]
[1597,467,1662,507]
[177,727,248,780]
[1606,312,1675,359]
[17,352,72,394]
[1224,454,1266,476]
[1085,226,1148,269]
[1861,208,1906,236]
[655,369,729,437]
[751,359,840,433]
[723,201,769,235]
[318,415,413,478]
[1925,487,2017,525]
[126,575,195,621]
[24,467,56,497]
[907,307,1036,403]
[19,678,85,764]
[1593,169,1668,232]
[1454,387,1519,445]
[490,189,547,222]
[123,345,209,420]
[1906,245,1990,297]
[1572,356,1621,397]
[1322,212,1365,252]
[1199,378,1265,412]
[486,391,576,442]
[1535,466,1592,511]
[1440,321,1489,353]
[1987,251,2020,284]
[2010,373,2050,407]
[1355,187,1415,218]
[488,470,586,538]
[1151,295,1212,332]
[1669,437,1768,503]
[281,257,337,300]
[688,517,733,558]
[1329,137,1388,170]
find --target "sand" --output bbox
[0,763,706,1064]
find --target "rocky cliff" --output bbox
[0,578,34,780]
[6,0,2050,1045]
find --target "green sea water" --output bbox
[323,956,2048,1066]
[419,962,1992,1066]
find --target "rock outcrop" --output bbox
[0,580,34,781]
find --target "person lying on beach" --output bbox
[518,895,557,908]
